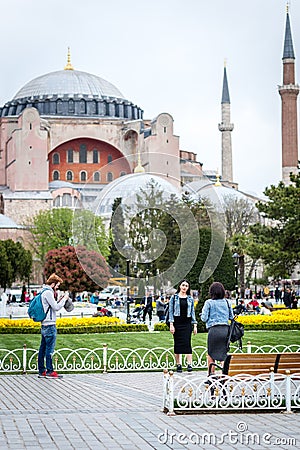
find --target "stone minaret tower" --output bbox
[278,6,299,184]
[218,62,234,183]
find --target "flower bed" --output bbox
[154,309,300,331]
[0,316,148,334]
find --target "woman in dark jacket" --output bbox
[168,279,197,373]
[201,282,234,375]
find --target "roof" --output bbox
[283,12,295,59]
[0,214,22,229]
[13,70,125,101]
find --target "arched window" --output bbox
[53,153,60,164]
[93,171,100,182]
[53,170,60,180]
[57,100,63,114]
[120,171,126,177]
[93,149,99,164]
[91,101,96,114]
[62,193,72,207]
[79,100,86,114]
[68,99,75,113]
[107,154,112,164]
[79,144,87,163]
[66,171,73,181]
[80,171,87,182]
[107,172,113,182]
[67,149,73,163]
[54,196,61,207]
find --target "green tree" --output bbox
[0,240,32,289]
[107,197,126,273]
[27,208,110,268]
[249,172,300,278]
[44,245,110,298]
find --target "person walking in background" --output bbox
[38,273,69,379]
[200,282,234,376]
[142,292,153,324]
[168,280,197,373]
[155,295,166,322]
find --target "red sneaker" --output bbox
[38,371,46,378]
[46,371,63,379]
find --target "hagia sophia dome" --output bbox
[0,52,143,120]
[13,70,125,101]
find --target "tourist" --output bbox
[168,280,197,373]
[200,282,234,375]
[38,273,69,379]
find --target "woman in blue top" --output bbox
[169,280,198,373]
[201,282,234,375]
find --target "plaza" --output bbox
[0,371,298,449]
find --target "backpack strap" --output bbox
[40,287,52,318]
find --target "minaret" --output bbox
[218,61,234,183]
[278,5,299,184]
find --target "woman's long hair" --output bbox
[209,282,225,299]
[176,279,191,296]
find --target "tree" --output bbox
[222,195,259,239]
[187,227,236,292]
[27,208,110,268]
[107,197,126,273]
[44,246,110,298]
[0,240,32,290]
[249,172,300,278]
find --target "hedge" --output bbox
[0,323,149,334]
[153,322,300,332]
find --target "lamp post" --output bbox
[123,243,134,324]
[232,252,239,306]
[126,259,131,324]
[254,265,257,296]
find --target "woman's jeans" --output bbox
[38,324,57,374]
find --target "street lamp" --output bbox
[122,243,134,324]
[254,265,257,296]
[232,252,239,306]
[125,259,131,324]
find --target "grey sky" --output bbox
[1,0,299,196]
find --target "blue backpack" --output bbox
[28,288,51,322]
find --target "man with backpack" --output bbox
[38,273,69,379]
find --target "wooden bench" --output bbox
[216,352,300,377]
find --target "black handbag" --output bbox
[226,301,244,349]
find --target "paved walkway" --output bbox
[0,372,299,449]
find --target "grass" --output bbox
[0,330,299,351]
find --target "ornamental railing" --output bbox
[162,369,300,414]
[0,343,299,374]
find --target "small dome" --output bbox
[94,173,180,215]
[183,181,256,208]
[13,70,125,100]
[0,214,22,229]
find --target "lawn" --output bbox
[0,330,299,350]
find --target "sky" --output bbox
[1,0,299,196]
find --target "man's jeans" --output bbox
[38,325,57,374]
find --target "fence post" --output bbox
[247,341,252,353]
[22,344,27,374]
[103,343,108,373]
[162,369,168,411]
[285,370,292,413]
[167,371,176,416]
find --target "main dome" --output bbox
[13,70,125,100]
[1,66,143,120]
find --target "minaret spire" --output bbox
[218,60,234,183]
[64,47,74,71]
[278,5,299,184]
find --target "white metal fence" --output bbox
[0,344,300,374]
[162,369,300,414]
